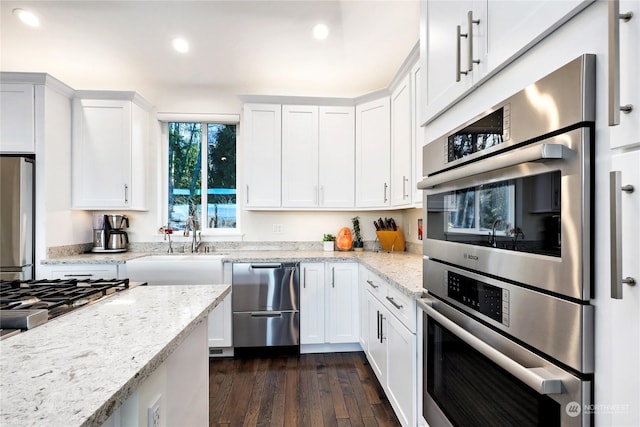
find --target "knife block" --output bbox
[376,227,405,252]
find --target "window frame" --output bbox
[159,113,241,239]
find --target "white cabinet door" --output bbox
[486,0,592,72]
[356,97,391,208]
[610,0,640,148]
[366,293,387,383]
[282,105,319,207]
[208,292,232,348]
[386,311,417,427]
[72,98,148,210]
[358,266,370,350]
[300,262,326,345]
[326,262,359,343]
[422,0,478,121]
[0,83,34,153]
[319,106,355,208]
[608,150,640,427]
[243,103,282,208]
[411,62,424,205]
[391,74,413,207]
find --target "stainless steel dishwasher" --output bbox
[232,262,300,349]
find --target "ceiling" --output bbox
[0,1,420,104]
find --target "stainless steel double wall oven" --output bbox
[418,55,595,426]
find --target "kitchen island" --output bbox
[0,284,230,426]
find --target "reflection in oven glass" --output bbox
[427,171,562,257]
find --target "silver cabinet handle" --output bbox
[332,266,335,288]
[366,279,379,289]
[386,296,403,310]
[610,171,636,299]
[314,185,318,205]
[246,184,249,204]
[383,182,388,203]
[302,267,306,289]
[456,25,468,82]
[64,274,93,277]
[467,10,481,72]
[403,175,409,199]
[376,310,381,340]
[250,311,283,318]
[418,296,562,394]
[319,185,324,206]
[124,184,129,204]
[608,0,634,126]
[380,313,385,343]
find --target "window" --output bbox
[168,122,237,232]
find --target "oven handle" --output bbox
[417,143,573,189]
[418,296,562,395]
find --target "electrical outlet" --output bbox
[272,224,283,234]
[148,395,161,427]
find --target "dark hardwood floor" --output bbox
[209,351,401,427]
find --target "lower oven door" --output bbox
[418,296,591,427]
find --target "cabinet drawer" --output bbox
[363,269,385,298]
[46,264,119,280]
[383,285,416,333]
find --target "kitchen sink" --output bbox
[125,254,225,285]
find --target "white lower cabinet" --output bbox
[44,264,121,280]
[300,262,359,348]
[207,292,232,349]
[300,262,326,344]
[361,267,417,427]
[386,308,417,427]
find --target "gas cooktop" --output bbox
[0,278,131,336]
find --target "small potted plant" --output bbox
[351,216,364,251]
[322,234,335,252]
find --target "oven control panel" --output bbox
[447,272,510,326]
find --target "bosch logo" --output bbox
[464,254,479,261]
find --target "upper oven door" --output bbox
[419,127,592,301]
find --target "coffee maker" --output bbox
[91,214,129,253]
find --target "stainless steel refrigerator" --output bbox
[0,156,34,280]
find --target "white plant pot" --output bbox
[323,241,334,252]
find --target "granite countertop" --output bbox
[0,284,230,427]
[43,250,424,298]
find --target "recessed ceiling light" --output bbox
[172,38,189,53]
[313,23,329,40]
[13,8,40,27]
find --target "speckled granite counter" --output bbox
[0,284,230,427]
[43,250,424,298]
[221,251,424,298]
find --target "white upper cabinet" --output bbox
[282,105,355,208]
[421,0,592,124]
[411,61,424,205]
[610,0,639,148]
[390,74,413,208]
[282,105,319,207]
[72,94,150,210]
[422,0,485,122]
[243,103,282,208]
[486,0,592,72]
[0,84,35,153]
[318,106,355,208]
[356,97,391,208]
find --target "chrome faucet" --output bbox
[488,218,504,248]
[184,216,202,253]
